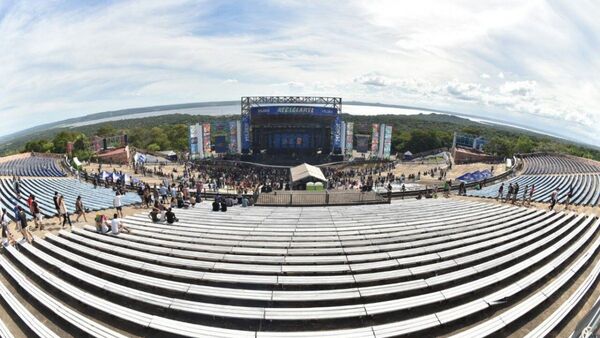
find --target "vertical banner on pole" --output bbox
[241,114,251,153]
[384,125,393,159]
[202,123,211,157]
[345,122,354,156]
[371,123,379,154]
[196,123,204,158]
[189,125,198,158]
[228,121,238,154]
[332,115,342,154]
[378,124,386,159]
[340,122,346,155]
[236,120,242,154]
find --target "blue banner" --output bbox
[214,135,228,153]
[250,106,338,117]
[241,114,251,153]
[331,115,342,153]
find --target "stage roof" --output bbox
[290,163,327,184]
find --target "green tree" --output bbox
[484,137,514,157]
[514,136,535,154]
[147,143,161,152]
[52,131,77,153]
[96,124,117,137]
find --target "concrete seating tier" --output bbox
[0,178,139,220]
[0,154,65,177]
[521,154,600,175]
[468,154,600,207]
[0,199,598,338]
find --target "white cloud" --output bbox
[0,0,598,146]
[499,81,536,97]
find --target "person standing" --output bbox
[113,192,124,218]
[75,196,87,223]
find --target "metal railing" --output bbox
[256,190,390,206]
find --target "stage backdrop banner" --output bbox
[228,120,239,154]
[241,114,251,153]
[202,123,211,156]
[215,136,228,153]
[384,125,393,158]
[371,124,379,153]
[345,122,354,155]
[356,135,370,153]
[250,106,337,117]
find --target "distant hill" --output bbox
[1,100,597,155]
[0,100,239,145]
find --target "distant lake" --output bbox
[65,103,442,128]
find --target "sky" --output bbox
[0,0,598,146]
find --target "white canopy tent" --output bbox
[290,163,327,189]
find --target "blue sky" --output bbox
[0,0,598,146]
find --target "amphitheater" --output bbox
[0,153,599,338]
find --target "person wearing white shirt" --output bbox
[113,192,124,218]
[110,214,130,235]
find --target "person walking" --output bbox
[549,188,559,210]
[1,208,15,246]
[16,206,33,244]
[75,196,87,223]
[564,185,573,210]
[528,184,535,206]
[29,195,43,230]
[505,183,513,203]
[113,192,124,218]
[496,183,504,201]
[521,185,529,205]
[53,191,62,223]
[58,195,72,229]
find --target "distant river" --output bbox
[62,102,559,141]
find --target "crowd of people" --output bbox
[494,181,574,211]
[2,156,591,246]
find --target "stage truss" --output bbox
[241,96,342,117]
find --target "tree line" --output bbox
[19,113,600,161]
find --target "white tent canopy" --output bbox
[290,163,327,184]
[73,157,82,167]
